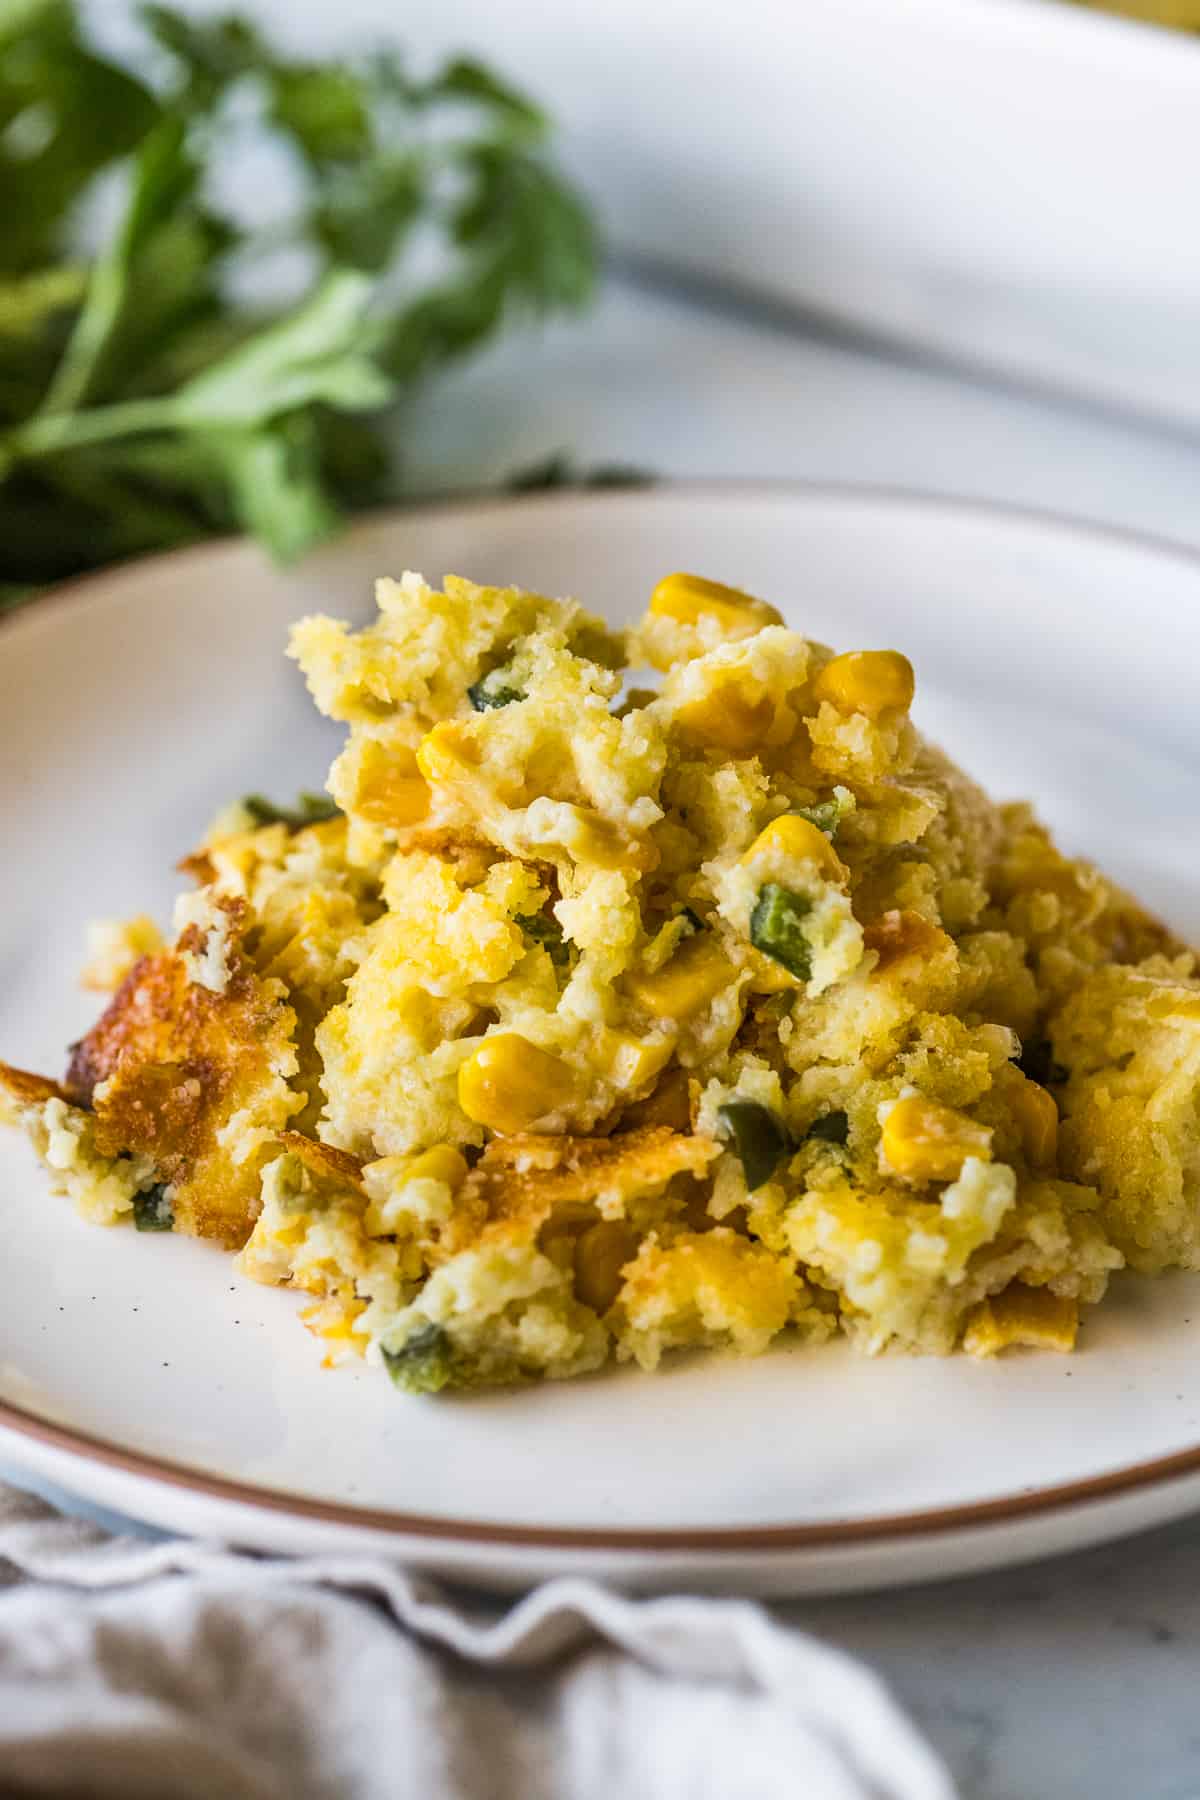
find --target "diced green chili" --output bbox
[467,668,525,711]
[717,1100,792,1191]
[382,1323,458,1394]
[749,882,813,982]
[133,1183,174,1232]
[243,791,340,830]
[516,913,570,967]
[792,800,843,838]
[805,1110,849,1145]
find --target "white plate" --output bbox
[3,484,1200,1596]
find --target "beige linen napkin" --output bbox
[0,1481,954,1800]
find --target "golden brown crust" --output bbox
[864,909,953,975]
[277,1131,365,1193]
[63,900,299,1250]
[177,850,217,887]
[0,1061,73,1108]
[443,1126,718,1256]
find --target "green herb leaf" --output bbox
[40,115,219,414]
[0,3,597,591]
[170,270,390,427]
[0,0,160,274]
[212,417,341,562]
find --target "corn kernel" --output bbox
[626,933,735,1020]
[574,1219,638,1314]
[598,1029,677,1093]
[348,743,430,827]
[650,572,783,634]
[1011,1077,1058,1170]
[673,676,775,753]
[742,813,849,884]
[416,721,483,783]
[572,809,637,870]
[405,1145,469,1190]
[457,1033,576,1134]
[814,650,915,718]
[881,1095,992,1183]
[963,1285,1078,1357]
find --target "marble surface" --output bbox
[795,1519,1200,1800]
[15,267,1200,1799]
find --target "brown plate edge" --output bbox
[5,1393,1200,1554]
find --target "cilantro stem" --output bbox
[6,399,178,460]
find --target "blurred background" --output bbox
[7,0,1200,598]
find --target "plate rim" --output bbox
[6,475,1200,1555]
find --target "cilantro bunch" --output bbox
[0,1,597,604]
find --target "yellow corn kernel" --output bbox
[742,813,849,884]
[650,572,783,634]
[571,809,641,871]
[405,1145,469,1191]
[963,1285,1079,1358]
[813,649,915,718]
[881,1095,992,1183]
[416,721,483,783]
[457,1033,576,1134]
[574,1219,639,1314]
[1011,1077,1058,1170]
[348,742,430,826]
[673,675,775,753]
[597,1029,677,1093]
[626,933,735,1020]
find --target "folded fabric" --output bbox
[0,1483,953,1800]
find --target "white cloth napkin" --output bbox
[0,1482,954,1800]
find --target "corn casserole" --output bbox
[3,569,1198,1392]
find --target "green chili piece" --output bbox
[516,913,570,967]
[717,1100,792,1191]
[467,668,525,711]
[243,791,340,830]
[805,1110,849,1145]
[133,1183,174,1232]
[382,1323,458,1394]
[749,882,813,982]
[793,800,842,838]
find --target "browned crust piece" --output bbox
[276,1130,366,1193]
[63,899,300,1250]
[0,1061,73,1107]
[442,1125,718,1256]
